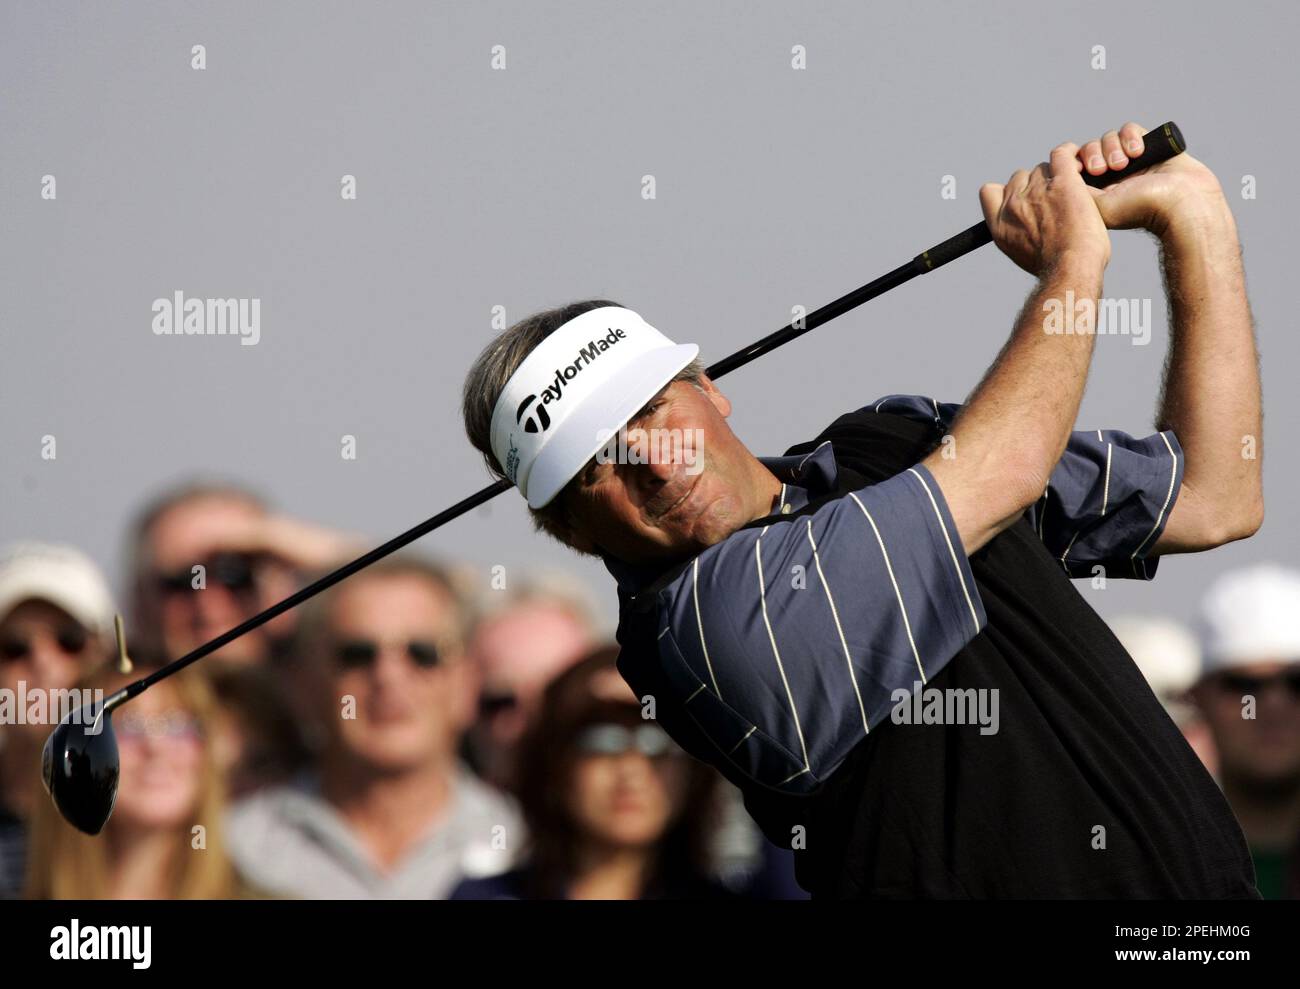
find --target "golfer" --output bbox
[460,122,1263,898]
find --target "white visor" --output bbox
[490,306,699,509]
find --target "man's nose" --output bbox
[625,433,685,482]
[642,455,681,482]
[370,642,422,686]
[625,457,685,506]
[192,584,248,624]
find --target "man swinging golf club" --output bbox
[460,121,1264,898]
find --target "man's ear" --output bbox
[696,373,731,418]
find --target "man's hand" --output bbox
[980,144,1112,277]
[1076,121,1229,237]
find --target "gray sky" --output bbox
[2,0,1296,640]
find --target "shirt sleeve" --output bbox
[649,462,986,795]
[1025,427,1183,580]
[866,394,1184,581]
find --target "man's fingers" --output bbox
[1080,123,1150,174]
[1080,137,1107,176]
[1099,130,1127,170]
[1049,144,1084,183]
[979,181,1005,220]
[1006,167,1030,199]
[1119,121,1148,156]
[1026,161,1054,196]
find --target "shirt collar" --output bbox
[602,439,839,593]
[757,439,838,495]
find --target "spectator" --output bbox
[224,554,521,898]
[0,542,116,898]
[463,580,806,897]
[463,572,597,792]
[1192,563,1300,899]
[451,645,739,899]
[128,481,361,667]
[24,667,257,899]
[1109,615,1216,776]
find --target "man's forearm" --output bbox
[1155,202,1263,538]
[924,252,1106,552]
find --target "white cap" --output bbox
[1196,562,1300,675]
[1109,615,1201,698]
[0,541,116,639]
[490,306,699,509]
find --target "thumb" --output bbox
[979,182,1004,223]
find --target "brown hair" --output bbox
[512,644,722,898]
[460,300,707,557]
[24,667,243,899]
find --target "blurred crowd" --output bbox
[1,480,1296,899]
[0,481,804,900]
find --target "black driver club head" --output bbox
[41,701,120,835]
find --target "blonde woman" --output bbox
[25,666,262,899]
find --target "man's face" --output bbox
[319,573,473,772]
[561,376,779,565]
[1193,660,1300,787]
[141,495,272,664]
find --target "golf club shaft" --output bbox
[122,120,1185,703]
[705,121,1185,379]
[124,479,510,699]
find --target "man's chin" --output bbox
[663,497,740,552]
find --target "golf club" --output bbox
[42,122,1187,835]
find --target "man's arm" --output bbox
[1150,202,1263,552]
[872,394,1185,580]
[920,137,1117,556]
[921,254,1106,555]
[1069,123,1264,553]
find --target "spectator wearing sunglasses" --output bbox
[1191,563,1300,899]
[224,554,523,898]
[450,645,740,900]
[0,542,116,899]
[462,573,598,793]
[24,666,262,899]
[128,481,363,668]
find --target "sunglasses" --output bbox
[333,638,442,671]
[478,691,518,718]
[154,552,259,595]
[0,625,89,662]
[1211,668,1300,699]
[574,722,679,759]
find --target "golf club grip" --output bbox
[916,121,1186,272]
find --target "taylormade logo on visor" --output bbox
[490,305,699,508]
[514,326,628,435]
